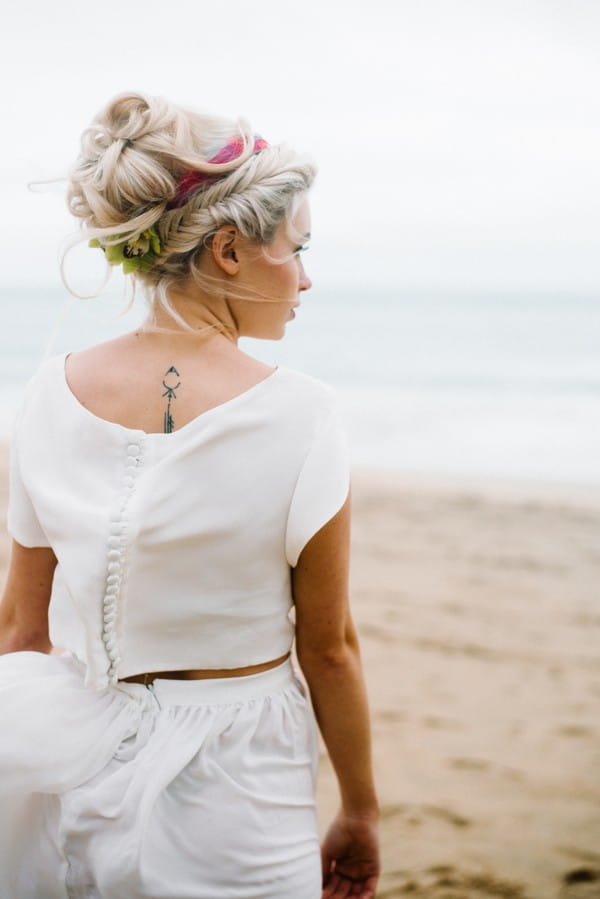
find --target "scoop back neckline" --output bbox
[58,351,283,438]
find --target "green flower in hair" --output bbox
[89,226,161,274]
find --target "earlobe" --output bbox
[211,226,240,275]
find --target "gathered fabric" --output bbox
[0,652,321,898]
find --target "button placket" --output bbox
[101,439,144,683]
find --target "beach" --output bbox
[319,471,600,898]
[2,0,599,890]
[0,450,599,898]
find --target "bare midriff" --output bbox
[120,651,291,685]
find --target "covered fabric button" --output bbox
[123,476,135,488]
[107,562,120,574]
[107,549,121,561]
[104,584,118,597]
[107,536,120,548]
[127,444,139,455]
[106,574,120,585]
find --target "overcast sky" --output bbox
[2,0,600,294]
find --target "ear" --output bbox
[211,226,240,275]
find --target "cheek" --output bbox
[282,261,300,289]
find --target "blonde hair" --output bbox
[66,91,316,328]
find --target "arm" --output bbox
[292,491,380,899]
[0,540,57,654]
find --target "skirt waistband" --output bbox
[116,658,298,708]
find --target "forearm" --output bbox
[299,640,378,817]
[0,600,52,653]
[0,542,56,654]
[0,625,51,654]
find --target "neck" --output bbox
[144,278,240,344]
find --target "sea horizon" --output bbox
[1,282,598,486]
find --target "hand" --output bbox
[321,809,380,898]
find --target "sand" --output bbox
[317,470,600,899]
[1,449,599,898]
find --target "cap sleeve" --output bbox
[285,397,350,567]
[7,396,50,549]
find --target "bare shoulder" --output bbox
[66,334,126,369]
[64,335,141,405]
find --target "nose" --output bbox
[298,257,312,292]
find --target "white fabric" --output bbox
[0,653,321,898]
[1,353,351,896]
[7,352,350,689]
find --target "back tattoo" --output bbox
[162,366,181,433]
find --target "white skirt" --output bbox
[0,651,321,898]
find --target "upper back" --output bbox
[9,347,349,689]
[64,331,277,435]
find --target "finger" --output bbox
[323,873,341,897]
[365,873,379,892]
[321,855,330,884]
[358,876,378,898]
[324,872,350,899]
[339,874,375,898]
[335,875,353,899]
[321,850,335,888]
[321,871,338,898]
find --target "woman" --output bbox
[0,92,379,898]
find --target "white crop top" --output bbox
[8,353,350,689]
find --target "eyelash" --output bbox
[294,244,310,255]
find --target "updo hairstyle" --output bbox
[66,92,316,326]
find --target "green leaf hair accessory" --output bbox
[88,226,161,274]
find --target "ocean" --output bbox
[0,284,598,484]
